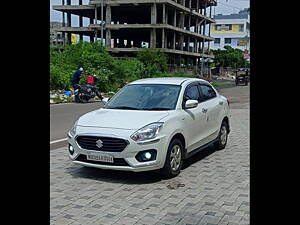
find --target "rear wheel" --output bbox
[161,139,183,178]
[214,121,229,150]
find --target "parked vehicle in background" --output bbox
[68,78,230,178]
[235,68,249,86]
[74,84,102,103]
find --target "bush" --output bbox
[50,41,196,93]
[137,48,168,77]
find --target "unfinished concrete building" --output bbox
[53,0,217,72]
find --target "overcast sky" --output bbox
[50,0,250,25]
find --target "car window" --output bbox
[184,85,200,101]
[199,84,217,101]
[105,84,181,110]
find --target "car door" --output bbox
[198,83,222,143]
[182,83,209,152]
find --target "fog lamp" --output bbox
[69,144,74,155]
[135,149,157,162]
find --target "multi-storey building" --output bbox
[50,22,67,46]
[53,0,217,71]
[210,8,250,51]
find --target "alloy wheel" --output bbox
[170,145,181,172]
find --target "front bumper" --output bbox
[68,126,168,172]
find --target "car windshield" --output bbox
[105,84,181,110]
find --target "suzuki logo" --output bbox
[96,139,103,148]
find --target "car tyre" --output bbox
[161,139,183,178]
[214,121,229,150]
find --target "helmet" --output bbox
[79,67,84,71]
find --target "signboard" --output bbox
[238,41,248,46]
[71,34,77,44]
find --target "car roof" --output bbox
[129,77,209,85]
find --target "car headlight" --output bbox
[68,120,78,138]
[131,122,163,142]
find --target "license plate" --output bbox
[87,154,114,163]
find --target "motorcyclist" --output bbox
[85,73,103,100]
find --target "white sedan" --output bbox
[68,77,230,178]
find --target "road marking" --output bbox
[50,138,68,144]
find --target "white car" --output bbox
[68,77,230,178]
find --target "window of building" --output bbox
[214,38,220,45]
[239,24,244,32]
[225,38,232,44]
[215,25,222,31]
[215,24,232,31]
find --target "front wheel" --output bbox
[214,121,229,150]
[161,139,183,178]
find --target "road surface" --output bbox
[50,85,249,150]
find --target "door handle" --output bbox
[219,101,224,105]
[202,108,208,113]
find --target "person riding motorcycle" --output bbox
[85,73,102,100]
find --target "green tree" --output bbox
[212,46,249,69]
[137,48,168,77]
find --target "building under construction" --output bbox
[53,0,217,72]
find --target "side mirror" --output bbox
[184,99,198,109]
[102,97,110,104]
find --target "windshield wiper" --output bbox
[142,107,171,111]
[106,106,141,110]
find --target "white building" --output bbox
[210,9,250,51]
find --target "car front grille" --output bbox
[76,135,128,152]
[75,154,129,166]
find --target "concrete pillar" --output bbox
[106,6,112,48]
[150,3,157,48]
[188,15,191,31]
[62,0,66,45]
[162,4,166,24]
[66,0,71,44]
[180,34,184,50]
[150,29,156,48]
[101,0,104,44]
[162,28,165,48]
[189,0,191,9]
[151,3,157,24]
[79,0,83,41]
[173,9,176,27]
[94,6,98,42]
[166,7,169,24]
[165,32,168,48]
[196,0,199,13]
[187,36,190,52]
[173,32,176,49]
[179,12,185,29]
[195,18,198,33]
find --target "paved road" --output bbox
[50,85,249,225]
[50,101,104,149]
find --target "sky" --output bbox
[50,0,250,25]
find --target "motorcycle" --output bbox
[74,84,101,103]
